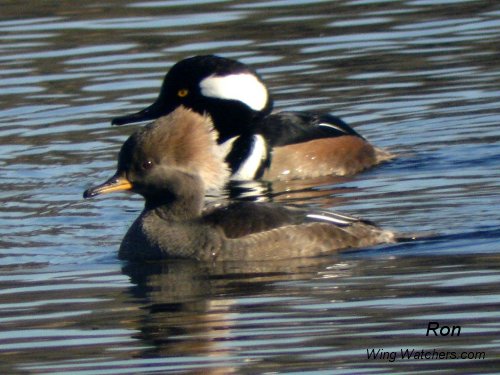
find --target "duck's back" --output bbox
[220,220,394,261]
[119,201,394,262]
[203,202,395,261]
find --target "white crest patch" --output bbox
[232,134,267,180]
[200,73,268,111]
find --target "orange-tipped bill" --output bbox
[83,173,133,199]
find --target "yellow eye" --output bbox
[177,89,189,97]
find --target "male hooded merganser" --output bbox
[85,107,395,261]
[111,55,393,184]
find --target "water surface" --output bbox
[0,0,499,373]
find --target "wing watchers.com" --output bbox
[366,348,486,362]
[366,322,487,362]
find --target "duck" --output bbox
[111,55,393,188]
[84,107,395,262]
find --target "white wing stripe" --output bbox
[306,213,351,225]
[318,122,348,134]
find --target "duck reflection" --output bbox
[226,174,361,205]
[121,255,345,363]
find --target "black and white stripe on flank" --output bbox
[232,134,268,180]
[199,73,268,111]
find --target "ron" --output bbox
[426,322,461,336]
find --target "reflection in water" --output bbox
[121,256,342,368]
[264,175,365,208]
[115,254,500,373]
[122,257,338,363]
[227,174,361,206]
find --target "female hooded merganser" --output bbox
[111,55,393,185]
[85,107,395,261]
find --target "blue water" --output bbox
[0,0,499,373]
